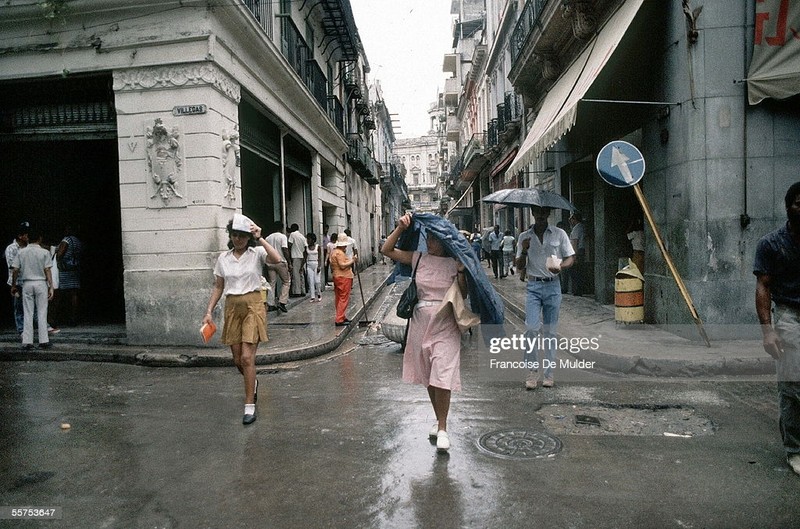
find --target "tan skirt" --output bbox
[222,291,267,345]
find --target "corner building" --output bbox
[0,0,383,344]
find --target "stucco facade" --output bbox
[0,0,383,344]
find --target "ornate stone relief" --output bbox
[533,52,562,81]
[145,118,187,208]
[222,126,240,203]
[562,1,597,40]
[114,63,241,103]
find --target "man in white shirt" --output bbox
[487,225,503,279]
[5,221,29,334]
[343,228,358,259]
[287,223,307,297]
[265,223,291,313]
[516,206,575,389]
[11,229,54,349]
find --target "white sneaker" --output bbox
[525,373,539,390]
[789,454,800,476]
[429,423,439,439]
[436,430,450,453]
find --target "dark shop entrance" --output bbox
[0,74,125,329]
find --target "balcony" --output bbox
[446,114,460,142]
[281,18,308,80]
[343,65,362,99]
[306,60,327,111]
[243,0,273,38]
[509,0,616,106]
[346,136,377,184]
[487,119,498,148]
[327,96,345,136]
[443,53,459,75]
[503,91,524,123]
[444,77,460,107]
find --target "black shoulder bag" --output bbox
[396,253,422,319]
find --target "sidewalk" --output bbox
[0,264,393,367]
[486,262,775,377]
[0,261,776,377]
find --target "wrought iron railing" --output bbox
[306,60,327,110]
[504,91,524,122]
[487,119,498,147]
[496,103,506,134]
[281,17,307,79]
[243,0,273,38]
[510,0,549,67]
[328,96,344,135]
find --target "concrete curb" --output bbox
[496,291,775,378]
[0,273,392,368]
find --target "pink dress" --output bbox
[403,252,462,391]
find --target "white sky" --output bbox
[349,0,454,138]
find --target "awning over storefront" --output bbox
[747,0,800,105]
[506,0,644,176]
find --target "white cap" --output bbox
[232,214,252,232]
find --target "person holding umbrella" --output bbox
[516,205,575,390]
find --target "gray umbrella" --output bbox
[481,187,577,211]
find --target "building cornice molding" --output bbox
[113,62,240,103]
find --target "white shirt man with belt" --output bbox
[515,206,575,389]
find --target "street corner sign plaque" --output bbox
[596,140,645,188]
[172,104,207,116]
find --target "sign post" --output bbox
[597,141,710,347]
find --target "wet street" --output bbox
[1,325,798,528]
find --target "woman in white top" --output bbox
[203,218,283,425]
[306,233,322,302]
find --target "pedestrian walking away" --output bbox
[203,216,283,425]
[288,223,307,297]
[330,233,358,326]
[568,212,586,296]
[488,225,503,278]
[754,181,800,476]
[265,222,291,313]
[382,213,470,454]
[11,228,55,350]
[305,233,322,302]
[501,229,516,277]
[516,205,575,390]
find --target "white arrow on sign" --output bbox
[611,146,635,184]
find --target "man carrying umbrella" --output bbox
[516,205,575,389]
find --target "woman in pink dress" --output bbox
[381,213,468,453]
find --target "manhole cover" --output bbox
[477,429,562,460]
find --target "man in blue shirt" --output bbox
[754,181,800,476]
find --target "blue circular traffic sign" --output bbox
[596,141,645,188]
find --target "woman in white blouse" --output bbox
[203,218,283,425]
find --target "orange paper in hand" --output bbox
[200,321,217,343]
